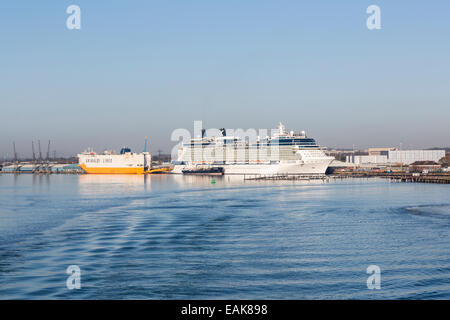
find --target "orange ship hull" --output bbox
[79,164,145,174]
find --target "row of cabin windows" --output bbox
[185,142,317,147]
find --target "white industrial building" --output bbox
[345,155,388,166]
[388,150,445,165]
[346,150,445,166]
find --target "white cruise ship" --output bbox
[172,123,334,175]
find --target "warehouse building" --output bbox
[408,161,441,173]
[1,164,21,172]
[17,164,40,173]
[346,149,446,166]
[49,163,83,173]
[388,150,445,165]
[345,155,388,166]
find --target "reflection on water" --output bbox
[0,174,449,299]
[77,174,153,195]
[76,174,325,196]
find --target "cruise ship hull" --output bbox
[172,159,333,176]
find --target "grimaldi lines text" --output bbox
[172,123,334,175]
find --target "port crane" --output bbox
[13,142,19,171]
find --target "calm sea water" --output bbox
[0,174,449,299]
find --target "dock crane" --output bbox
[37,140,43,173]
[31,141,38,173]
[13,142,19,172]
[46,140,50,162]
[41,140,51,173]
[32,141,36,163]
[38,140,43,164]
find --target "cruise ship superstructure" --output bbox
[172,123,334,175]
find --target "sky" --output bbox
[1,0,449,158]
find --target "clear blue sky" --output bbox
[1,0,449,158]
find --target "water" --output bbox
[0,174,449,299]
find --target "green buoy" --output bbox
[211,178,216,184]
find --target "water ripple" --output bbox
[0,176,449,299]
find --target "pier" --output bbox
[331,172,450,184]
[388,174,450,184]
[244,174,328,181]
[242,172,450,184]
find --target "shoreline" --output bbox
[330,172,450,184]
[2,171,449,184]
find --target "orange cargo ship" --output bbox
[78,147,151,174]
